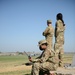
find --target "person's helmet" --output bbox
[38,39,47,46]
[47,20,52,23]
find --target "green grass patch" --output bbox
[0,53,74,75]
[0,55,28,62]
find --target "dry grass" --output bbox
[0,53,74,75]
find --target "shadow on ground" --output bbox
[24,74,30,75]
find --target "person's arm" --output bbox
[43,27,50,36]
[29,52,43,63]
[40,50,51,62]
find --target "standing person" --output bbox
[29,39,58,75]
[42,20,54,50]
[54,13,65,67]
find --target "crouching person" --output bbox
[29,40,59,75]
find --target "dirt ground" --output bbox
[0,65,75,75]
[55,67,75,75]
[0,65,32,73]
[0,54,75,75]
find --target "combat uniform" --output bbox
[31,40,59,75]
[54,20,65,67]
[43,20,54,50]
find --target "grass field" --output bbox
[0,53,74,75]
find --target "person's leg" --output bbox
[54,43,63,67]
[40,62,58,75]
[31,62,57,75]
[31,62,40,75]
[59,45,64,67]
